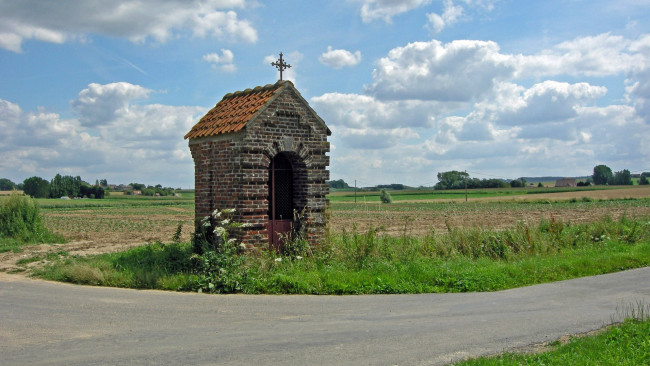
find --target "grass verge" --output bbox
[34,215,650,294]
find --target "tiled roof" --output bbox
[184,81,286,139]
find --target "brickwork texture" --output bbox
[186,81,331,249]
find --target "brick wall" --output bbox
[189,86,330,249]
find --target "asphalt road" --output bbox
[1,267,649,366]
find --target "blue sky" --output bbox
[1,0,649,188]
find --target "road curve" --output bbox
[1,268,649,366]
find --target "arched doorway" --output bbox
[267,153,293,249]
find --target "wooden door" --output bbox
[267,153,293,249]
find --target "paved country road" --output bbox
[1,268,649,366]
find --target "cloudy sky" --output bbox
[1,0,649,188]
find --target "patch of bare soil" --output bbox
[0,219,195,274]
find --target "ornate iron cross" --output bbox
[271,52,291,81]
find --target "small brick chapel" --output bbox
[184,79,331,249]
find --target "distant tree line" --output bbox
[125,183,176,196]
[376,183,407,190]
[16,174,106,199]
[434,171,516,190]
[592,165,646,186]
[1,175,106,199]
[433,165,646,191]
[257,165,650,195]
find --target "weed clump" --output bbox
[190,208,248,293]
[380,189,393,204]
[0,193,64,245]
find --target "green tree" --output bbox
[50,174,82,198]
[130,183,146,190]
[49,174,64,198]
[22,176,50,198]
[611,169,633,185]
[435,170,470,190]
[0,178,16,191]
[328,179,350,189]
[640,173,649,185]
[510,178,526,188]
[592,164,613,185]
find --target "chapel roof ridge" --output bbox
[223,80,294,99]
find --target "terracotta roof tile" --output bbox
[184,81,285,140]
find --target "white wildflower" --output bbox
[224,208,236,214]
[274,257,282,262]
[221,219,230,225]
[296,256,303,260]
[227,238,237,244]
[213,209,222,218]
[214,227,226,236]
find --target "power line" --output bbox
[465,170,506,178]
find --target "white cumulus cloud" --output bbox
[319,47,362,69]
[426,0,463,34]
[315,32,650,185]
[71,82,152,127]
[203,49,236,72]
[0,82,206,186]
[0,0,257,52]
[356,0,431,23]
[366,39,514,102]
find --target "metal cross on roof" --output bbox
[271,52,291,81]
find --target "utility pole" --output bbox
[464,170,468,202]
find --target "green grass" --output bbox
[34,215,650,294]
[327,186,613,202]
[34,242,196,289]
[453,303,650,365]
[36,192,194,209]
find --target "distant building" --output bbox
[555,178,577,187]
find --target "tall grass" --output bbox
[35,242,195,289]
[0,193,64,252]
[35,215,650,294]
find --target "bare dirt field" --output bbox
[330,186,650,236]
[0,207,195,273]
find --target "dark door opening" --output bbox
[267,153,293,249]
